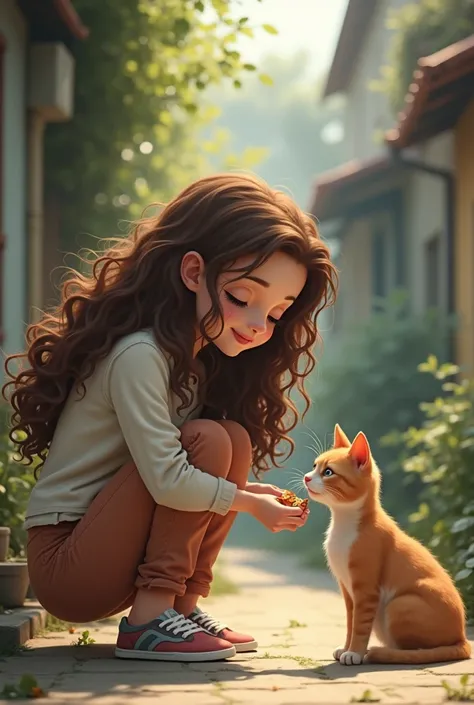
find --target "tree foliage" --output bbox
[373,0,474,114]
[388,357,474,621]
[304,291,450,521]
[45,0,276,252]
[204,51,346,208]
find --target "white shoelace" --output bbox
[192,611,228,634]
[160,613,204,639]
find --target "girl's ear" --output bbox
[333,423,351,449]
[349,432,371,470]
[181,251,205,292]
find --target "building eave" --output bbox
[17,0,89,47]
[387,34,474,149]
[323,0,379,98]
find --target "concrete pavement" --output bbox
[0,547,472,704]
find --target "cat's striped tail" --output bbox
[366,641,471,664]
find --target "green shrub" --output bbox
[374,0,474,114]
[387,356,474,621]
[0,411,36,557]
[304,291,450,520]
[268,292,451,567]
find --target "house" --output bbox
[0,0,88,359]
[387,35,474,374]
[310,0,453,337]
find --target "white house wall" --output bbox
[406,132,454,316]
[1,0,27,359]
[344,0,410,161]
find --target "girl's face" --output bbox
[181,251,307,357]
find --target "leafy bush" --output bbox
[0,410,36,557]
[267,292,451,567]
[373,0,474,113]
[388,356,474,621]
[305,291,450,520]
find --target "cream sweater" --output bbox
[24,330,237,529]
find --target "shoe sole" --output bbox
[115,645,236,662]
[234,640,258,653]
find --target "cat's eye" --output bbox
[322,467,334,478]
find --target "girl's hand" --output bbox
[245,481,283,497]
[248,493,308,533]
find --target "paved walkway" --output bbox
[0,547,473,704]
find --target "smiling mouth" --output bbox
[306,487,322,499]
[231,329,253,345]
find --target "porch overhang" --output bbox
[310,155,400,223]
[386,34,474,149]
[323,0,379,98]
[18,0,89,46]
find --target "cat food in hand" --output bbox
[277,490,309,512]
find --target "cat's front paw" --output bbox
[333,647,346,661]
[339,650,364,666]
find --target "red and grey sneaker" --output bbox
[189,606,258,653]
[115,608,236,662]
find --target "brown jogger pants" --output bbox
[26,419,252,623]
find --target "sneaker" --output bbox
[115,608,236,662]
[189,606,258,653]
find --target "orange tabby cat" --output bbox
[303,424,471,666]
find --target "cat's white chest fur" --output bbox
[324,506,362,598]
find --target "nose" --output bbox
[250,318,267,334]
[304,475,311,485]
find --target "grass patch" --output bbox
[252,652,325,673]
[350,689,381,703]
[288,619,307,628]
[44,614,70,633]
[442,675,474,702]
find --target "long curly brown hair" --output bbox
[3,173,337,476]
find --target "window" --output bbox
[372,228,387,306]
[425,233,440,310]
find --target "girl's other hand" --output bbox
[245,482,283,497]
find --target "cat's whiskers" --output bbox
[287,478,306,493]
[285,467,307,494]
[286,468,304,480]
[304,444,320,456]
[301,429,324,457]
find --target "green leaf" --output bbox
[258,73,273,86]
[262,23,278,34]
[18,674,38,696]
[239,26,254,38]
[243,63,257,71]
[173,18,191,39]
[194,0,204,10]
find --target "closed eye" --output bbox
[224,291,282,325]
[225,291,247,308]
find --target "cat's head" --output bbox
[303,424,380,509]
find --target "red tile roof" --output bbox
[386,34,474,148]
[310,156,393,220]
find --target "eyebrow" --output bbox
[245,275,296,302]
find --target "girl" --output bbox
[3,173,337,663]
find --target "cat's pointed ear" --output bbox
[349,432,371,470]
[334,424,351,449]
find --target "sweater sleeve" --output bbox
[104,340,237,515]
